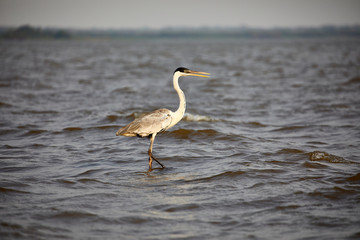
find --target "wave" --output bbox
[164,203,201,213]
[104,114,119,122]
[245,121,268,127]
[0,101,12,107]
[61,125,118,133]
[343,76,360,86]
[93,125,118,130]
[169,128,219,139]
[272,125,308,132]
[0,129,19,136]
[346,173,360,182]
[50,210,97,219]
[63,127,83,132]
[22,129,47,136]
[0,187,30,194]
[182,113,217,122]
[111,86,136,94]
[24,110,59,114]
[277,148,306,155]
[307,186,358,201]
[187,170,246,183]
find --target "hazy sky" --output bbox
[1,0,360,29]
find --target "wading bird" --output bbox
[116,67,210,169]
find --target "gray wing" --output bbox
[116,109,173,137]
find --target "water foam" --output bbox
[182,113,216,122]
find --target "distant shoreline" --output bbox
[1,24,360,40]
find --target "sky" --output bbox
[1,0,360,29]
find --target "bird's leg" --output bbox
[148,152,153,169]
[148,134,165,169]
[148,134,154,169]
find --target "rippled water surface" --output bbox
[1,38,360,239]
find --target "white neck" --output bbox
[169,72,186,128]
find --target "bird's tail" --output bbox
[116,127,126,136]
[116,125,136,137]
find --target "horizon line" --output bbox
[1,23,360,31]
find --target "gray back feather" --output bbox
[116,109,173,137]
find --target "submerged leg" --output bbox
[148,133,165,169]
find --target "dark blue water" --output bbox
[1,38,360,239]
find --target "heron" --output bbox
[116,67,210,169]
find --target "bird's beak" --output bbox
[187,70,210,78]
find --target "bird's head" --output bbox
[174,67,210,78]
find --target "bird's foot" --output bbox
[149,154,165,169]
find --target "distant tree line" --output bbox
[0,25,71,40]
[1,24,360,40]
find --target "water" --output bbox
[1,38,360,240]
